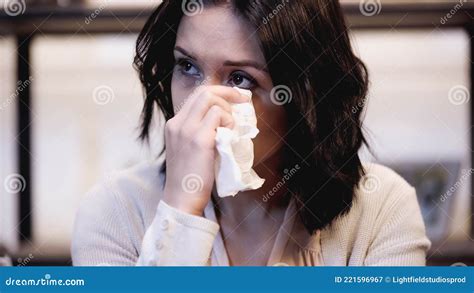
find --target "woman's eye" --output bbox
[176,59,200,76]
[229,72,256,89]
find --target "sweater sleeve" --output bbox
[364,186,432,266]
[71,182,220,266]
[136,200,219,266]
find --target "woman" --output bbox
[72,0,431,266]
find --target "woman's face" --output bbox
[171,6,288,166]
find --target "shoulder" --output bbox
[72,156,166,265]
[354,162,418,218]
[320,163,430,265]
[71,156,167,265]
[84,157,164,212]
[327,162,418,227]
[339,162,420,228]
[73,156,166,240]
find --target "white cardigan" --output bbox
[71,154,431,266]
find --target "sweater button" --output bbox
[161,219,169,230]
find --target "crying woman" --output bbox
[72,0,431,266]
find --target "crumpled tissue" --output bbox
[214,87,265,197]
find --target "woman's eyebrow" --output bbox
[174,46,268,72]
[174,46,196,60]
[223,60,268,72]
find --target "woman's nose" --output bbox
[199,75,221,87]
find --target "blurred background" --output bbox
[0,0,473,266]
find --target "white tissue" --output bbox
[214,87,265,197]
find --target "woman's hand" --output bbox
[162,86,247,216]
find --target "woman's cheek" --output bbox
[171,74,192,113]
[252,93,288,164]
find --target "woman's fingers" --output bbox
[201,105,235,131]
[176,86,247,122]
[186,92,232,122]
[162,87,247,217]
[206,85,249,103]
[189,106,233,150]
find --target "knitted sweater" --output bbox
[71,154,431,266]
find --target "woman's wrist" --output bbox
[162,191,206,217]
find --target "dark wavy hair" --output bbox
[134,0,369,234]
